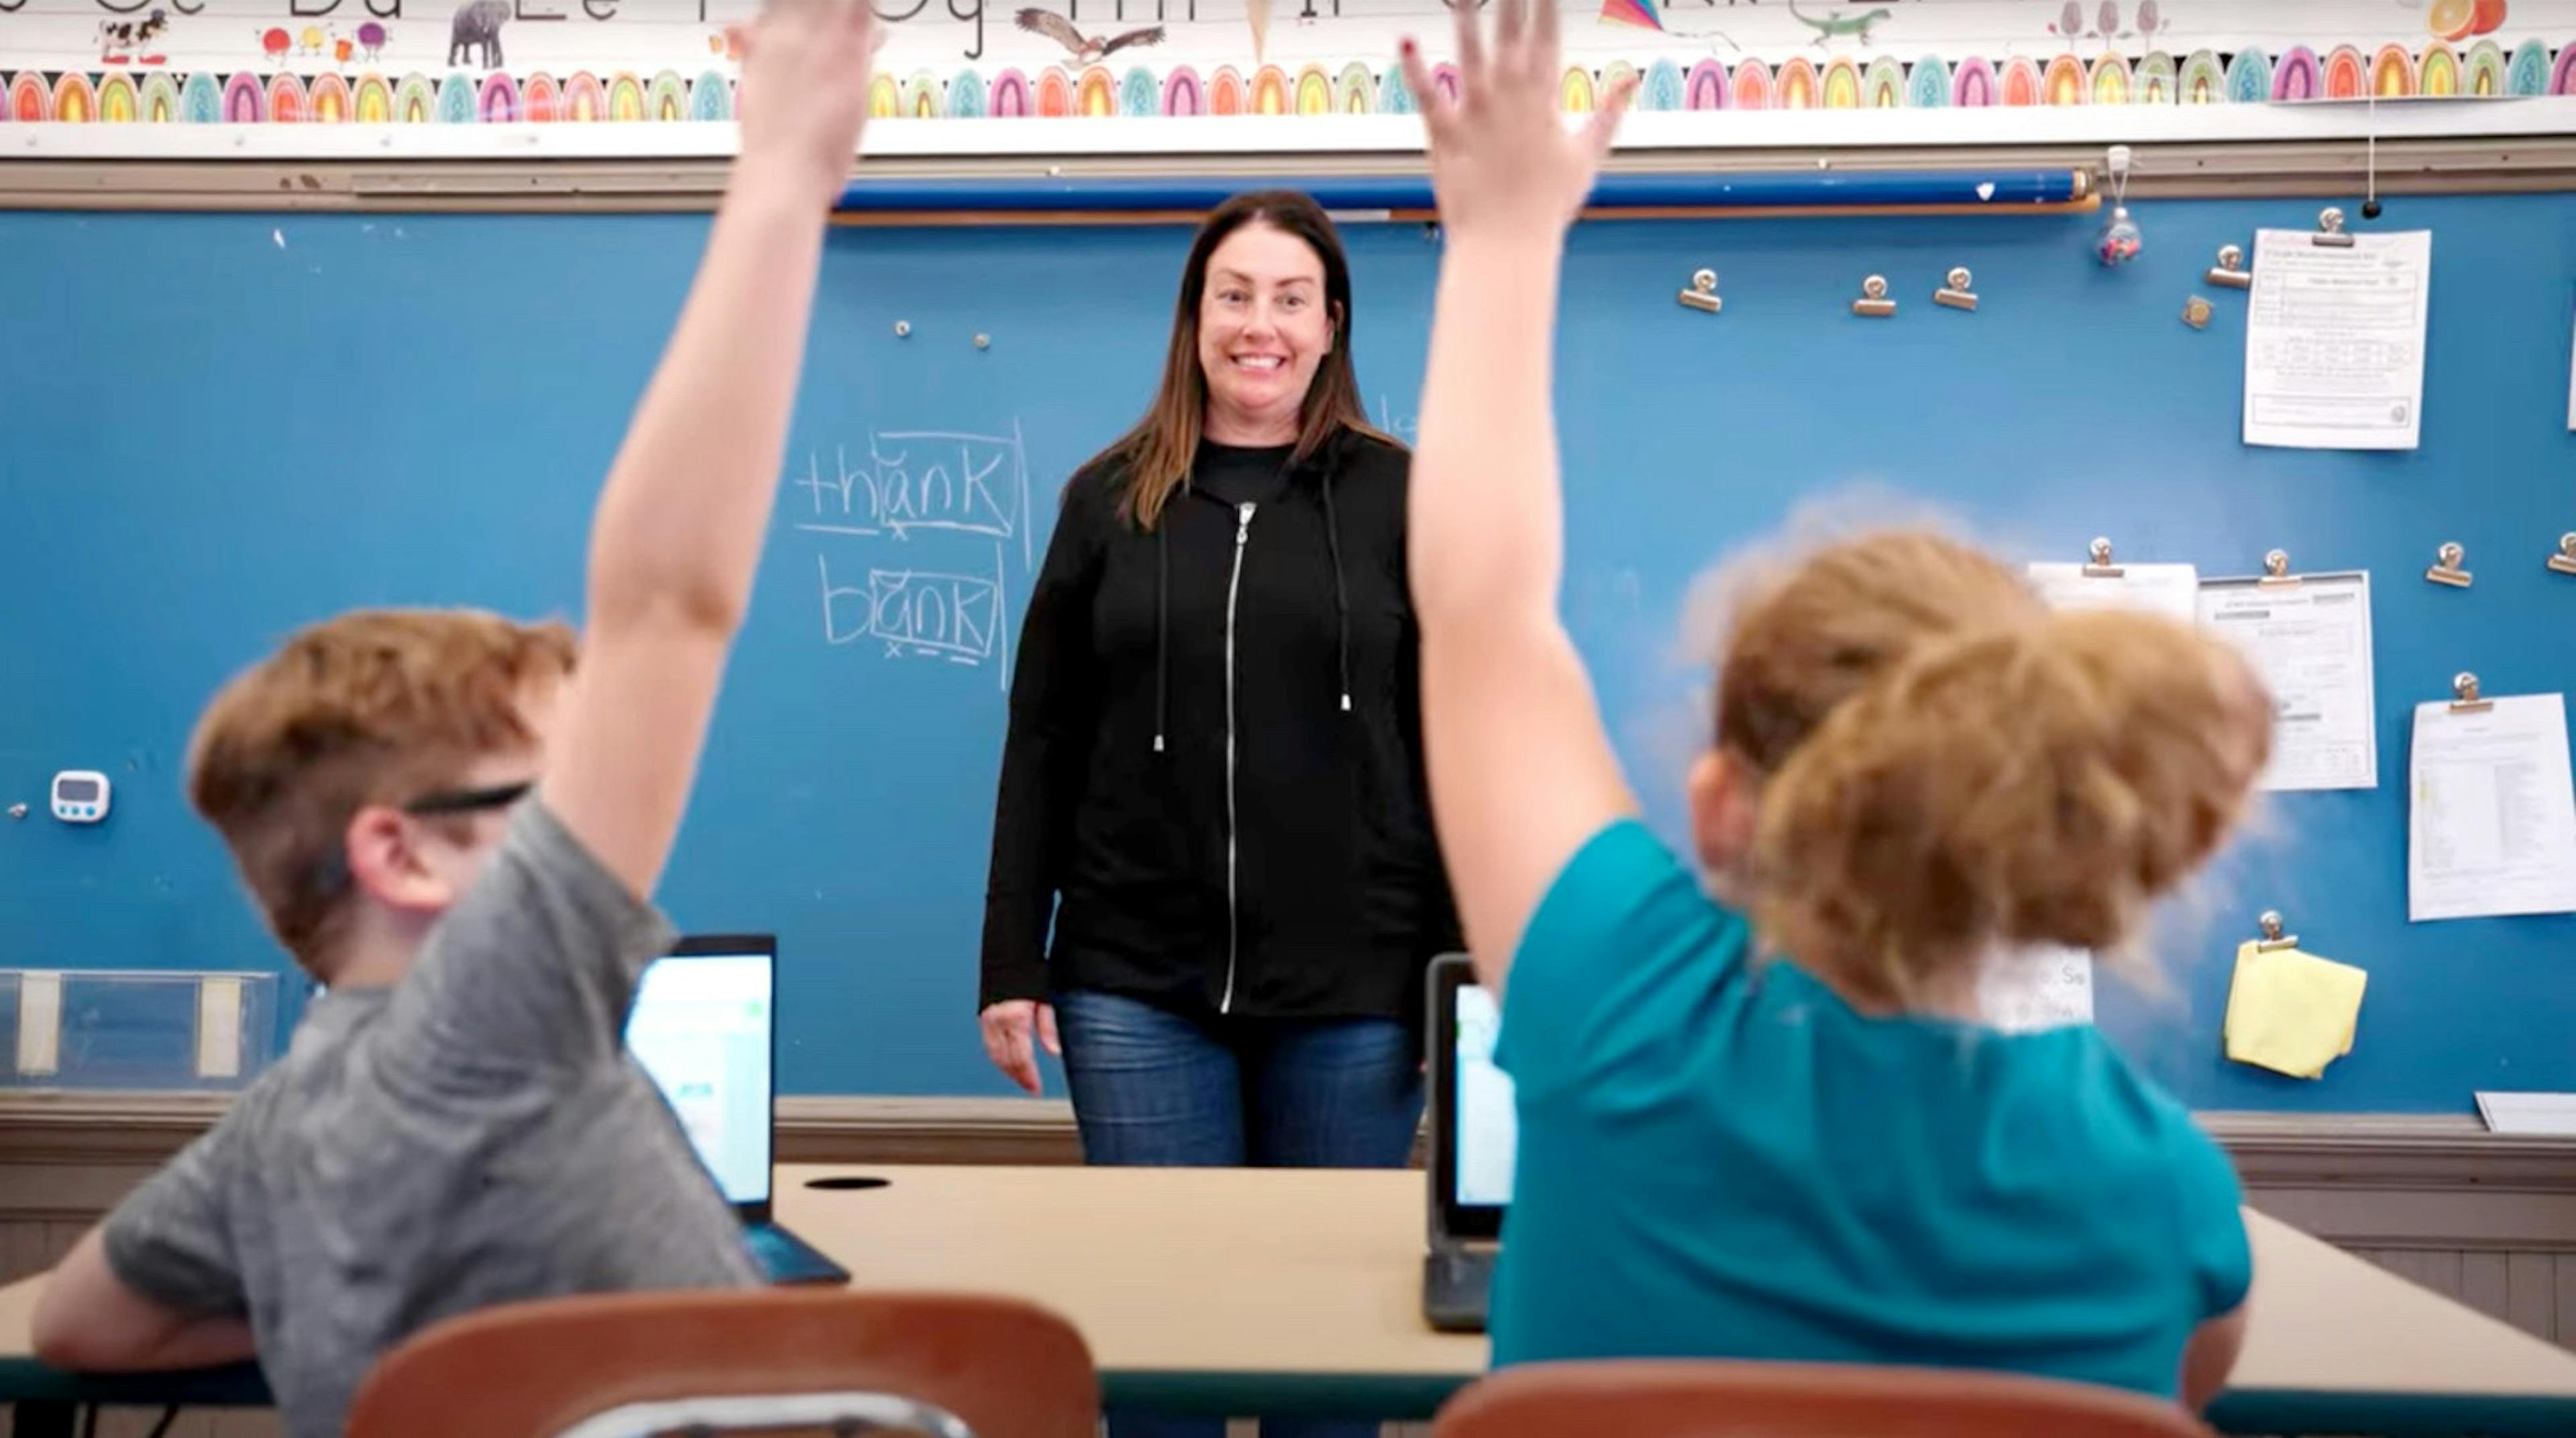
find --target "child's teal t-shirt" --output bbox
[1490,821,2251,1400]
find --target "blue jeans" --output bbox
[1055,988,1424,1438]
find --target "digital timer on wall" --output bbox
[50,771,110,824]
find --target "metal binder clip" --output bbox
[1852,274,1896,318]
[2181,295,2214,330]
[2255,911,2299,952]
[2258,549,2300,588]
[1935,267,1978,311]
[2549,533,2576,576]
[2451,672,2493,714]
[2425,542,2472,588]
[1679,268,1722,314]
[2082,536,2123,578]
[2206,244,2252,289]
[2313,207,2356,248]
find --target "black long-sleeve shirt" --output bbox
[979,430,1460,1027]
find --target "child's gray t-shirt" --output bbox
[99,798,761,1437]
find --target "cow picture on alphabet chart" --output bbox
[95,10,170,66]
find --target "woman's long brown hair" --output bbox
[1095,190,1403,531]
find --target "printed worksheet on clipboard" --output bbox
[2410,692,2576,922]
[2199,569,2378,792]
[2244,227,2430,451]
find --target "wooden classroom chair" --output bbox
[343,1289,1098,1438]
[1432,1359,2213,1438]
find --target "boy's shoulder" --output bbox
[184,1036,312,1156]
[208,987,392,1162]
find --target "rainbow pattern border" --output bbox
[7,38,2575,124]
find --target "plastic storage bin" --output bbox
[0,969,282,1092]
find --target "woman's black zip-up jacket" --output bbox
[979,429,1461,1029]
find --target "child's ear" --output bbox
[1688,748,1760,874]
[342,806,453,915]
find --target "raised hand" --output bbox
[1398,0,1633,240]
[732,0,882,208]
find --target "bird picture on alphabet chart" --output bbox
[792,422,1036,688]
[1014,7,1165,66]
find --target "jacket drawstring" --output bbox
[1320,468,1352,715]
[1153,521,1170,754]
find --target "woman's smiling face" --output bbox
[1196,219,1335,445]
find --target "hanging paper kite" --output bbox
[1599,0,1665,32]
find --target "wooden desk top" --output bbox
[5,1164,2576,1431]
[780,1164,1479,1380]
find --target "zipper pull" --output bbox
[1235,501,1256,544]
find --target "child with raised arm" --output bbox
[30,4,879,1431]
[1398,1,2269,1409]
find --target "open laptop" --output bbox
[1423,953,1514,1332]
[625,935,849,1286]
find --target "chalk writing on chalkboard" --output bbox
[818,550,1010,668]
[792,425,1031,549]
[792,421,1032,688]
[1375,395,1417,443]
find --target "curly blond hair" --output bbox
[1713,531,2273,1009]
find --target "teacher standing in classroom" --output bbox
[977,183,1456,1290]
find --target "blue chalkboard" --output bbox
[5,196,2573,1110]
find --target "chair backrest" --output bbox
[1432,1360,2213,1438]
[344,1289,1099,1438]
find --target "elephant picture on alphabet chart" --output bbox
[448,1,508,70]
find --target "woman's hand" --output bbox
[1397,0,1633,242]
[979,999,1061,1096]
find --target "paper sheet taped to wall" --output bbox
[2026,562,2199,623]
[1980,947,2094,1033]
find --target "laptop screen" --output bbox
[1454,980,1517,1210]
[1430,955,1515,1241]
[625,944,774,1208]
